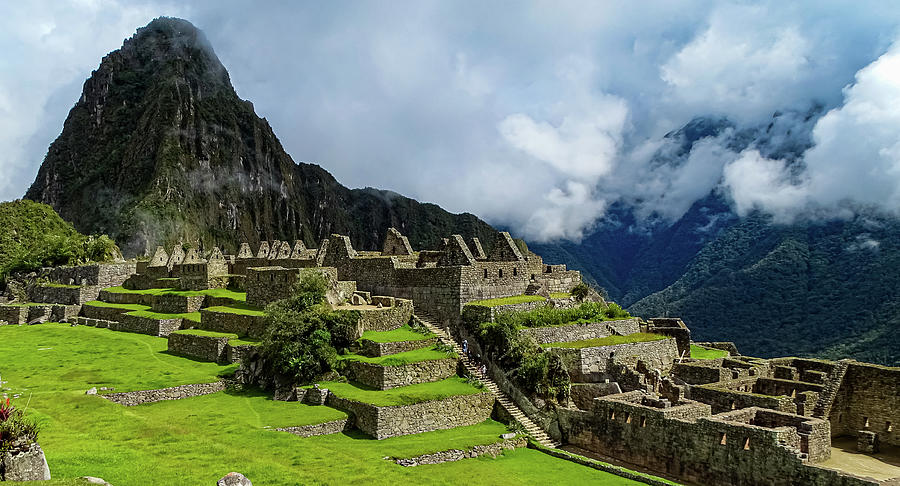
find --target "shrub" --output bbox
[570,283,590,301]
[0,399,39,453]
[604,303,630,319]
[495,302,620,329]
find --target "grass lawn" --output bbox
[103,286,247,302]
[466,295,546,307]
[360,323,434,343]
[320,377,482,406]
[127,309,202,323]
[0,323,657,485]
[690,344,729,360]
[205,303,266,316]
[549,292,571,299]
[341,347,454,366]
[543,333,669,349]
[83,300,151,311]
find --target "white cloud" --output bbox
[722,150,808,221]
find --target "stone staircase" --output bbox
[812,359,851,419]
[414,313,561,448]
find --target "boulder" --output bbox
[217,472,252,486]
[1,442,51,481]
[82,476,113,485]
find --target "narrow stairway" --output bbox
[414,313,561,448]
[812,359,851,419]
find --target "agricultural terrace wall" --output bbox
[359,337,437,357]
[0,305,27,325]
[118,314,183,337]
[98,290,154,306]
[29,284,100,305]
[559,397,871,486]
[50,304,80,322]
[325,392,494,439]
[829,362,900,446]
[81,304,132,322]
[39,262,136,287]
[343,358,458,390]
[103,382,226,406]
[199,309,266,338]
[227,344,258,364]
[521,319,640,345]
[551,338,679,383]
[151,294,205,313]
[351,298,413,336]
[167,333,229,362]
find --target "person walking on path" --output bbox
[462,339,468,356]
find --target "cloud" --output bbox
[2,1,900,244]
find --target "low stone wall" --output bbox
[50,304,81,323]
[326,392,494,439]
[118,314,183,337]
[41,262,136,288]
[605,318,641,336]
[520,321,612,345]
[30,284,100,305]
[695,341,740,356]
[81,304,133,322]
[538,270,582,293]
[102,381,226,406]
[168,333,230,362]
[25,305,53,324]
[692,383,797,414]
[571,382,623,410]
[344,358,458,390]
[0,305,27,325]
[550,338,679,383]
[354,298,414,334]
[98,290,154,306]
[227,343,259,364]
[395,437,526,466]
[200,309,266,338]
[358,337,437,357]
[276,419,351,438]
[152,293,205,313]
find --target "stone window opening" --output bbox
[838,413,843,423]
[609,411,616,420]
[743,438,751,451]
[719,432,727,445]
[731,401,736,410]
[640,416,647,427]
[864,417,870,428]
[625,413,632,424]
[498,269,503,278]
[513,267,518,276]
[887,421,893,432]
[483,269,488,279]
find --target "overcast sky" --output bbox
[2,1,900,241]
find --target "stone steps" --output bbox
[414,313,561,448]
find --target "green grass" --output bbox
[205,303,265,316]
[542,332,669,349]
[0,323,655,485]
[360,323,434,343]
[228,337,261,347]
[1,302,53,307]
[83,300,151,311]
[320,377,482,406]
[465,295,546,307]
[127,309,202,323]
[549,292,571,299]
[341,346,455,366]
[690,344,729,360]
[103,286,247,302]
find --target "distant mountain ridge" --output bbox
[25,17,496,256]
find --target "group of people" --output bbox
[462,339,488,378]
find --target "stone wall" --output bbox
[167,332,230,362]
[118,314,183,337]
[245,267,338,308]
[559,396,872,486]
[692,381,797,414]
[695,341,740,356]
[0,305,27,325]
[353,298,413,335]
[50,304,81,323]
[395,437,526,466]
[81,304,132,322]
[199,309,266,338]
[151,294,205,313]
[829,362,900,446]
[358,337,437,357]
[520,321,613,345]
[0,442,51,481]
[344,358,458,390]
[40,262,136,288]
[326,392,494,439]
[276,419,351,438]
[536,270,582,293]
[102,381,226,406]
[227,343,259,364]
[672,361,731,385]
[98,290,154,306]
[29,284,100,305]
[550,338,679,383]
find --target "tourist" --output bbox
[462,339,468,356]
